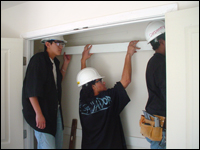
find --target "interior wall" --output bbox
[1,1,199,38]
[34,20,156,148]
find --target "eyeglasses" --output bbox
[54,41,65,47]
[95,78,103,84]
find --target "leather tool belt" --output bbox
[139,110,165,141]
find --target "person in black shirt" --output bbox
[144,20,166,149]
[76,41,140,149]
[22,36,71,149]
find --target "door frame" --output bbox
[21,3,177,149]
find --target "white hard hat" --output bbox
[77,67,104,87]
[145,20,165,43]
[41,36,67,44]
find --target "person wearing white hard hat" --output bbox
[140,20,166,149]
[77,41,140,149]
[22,36,71,149]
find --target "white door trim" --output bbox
[20,3,177,40]
[23,40,35,149]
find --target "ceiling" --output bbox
[1,1,28,10]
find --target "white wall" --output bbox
[1,1,199,38]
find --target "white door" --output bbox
[1,38,24,149]
[166,7,199,149]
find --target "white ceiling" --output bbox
[1,1,28,10]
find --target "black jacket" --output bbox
[22,51,64,136]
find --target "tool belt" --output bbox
[139,111,165,141]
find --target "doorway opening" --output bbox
[32,19,163,149]
[22,3,177,149]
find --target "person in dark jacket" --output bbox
[144,20,166,149]
[22,36,71,149]
[76,41,140,149]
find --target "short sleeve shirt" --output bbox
[79,82,130,149]
[22,51,63,136]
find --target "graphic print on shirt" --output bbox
[80,96,112,115]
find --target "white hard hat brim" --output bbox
[78,76,105,87]
[41,39,67,44]
[41,36,67,44]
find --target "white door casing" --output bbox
[166,7,199,149]
[20,3,177,40]
[1,38,24,149]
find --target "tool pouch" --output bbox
[139,115,163,141]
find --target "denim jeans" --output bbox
[146,129,166,149]
[34,108,63,149]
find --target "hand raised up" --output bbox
[81,44,93,69]
[127,40,141,56]
[82,44,93,61]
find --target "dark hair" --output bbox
[150,33,165,50]
[44,40,54,51]
[80,80,96,103]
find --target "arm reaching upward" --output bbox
[81,44,93,70]
[120,40,140,88]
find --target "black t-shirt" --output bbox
[145,53,166,117]
[22,51,64,136]
[79,82,130,149]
